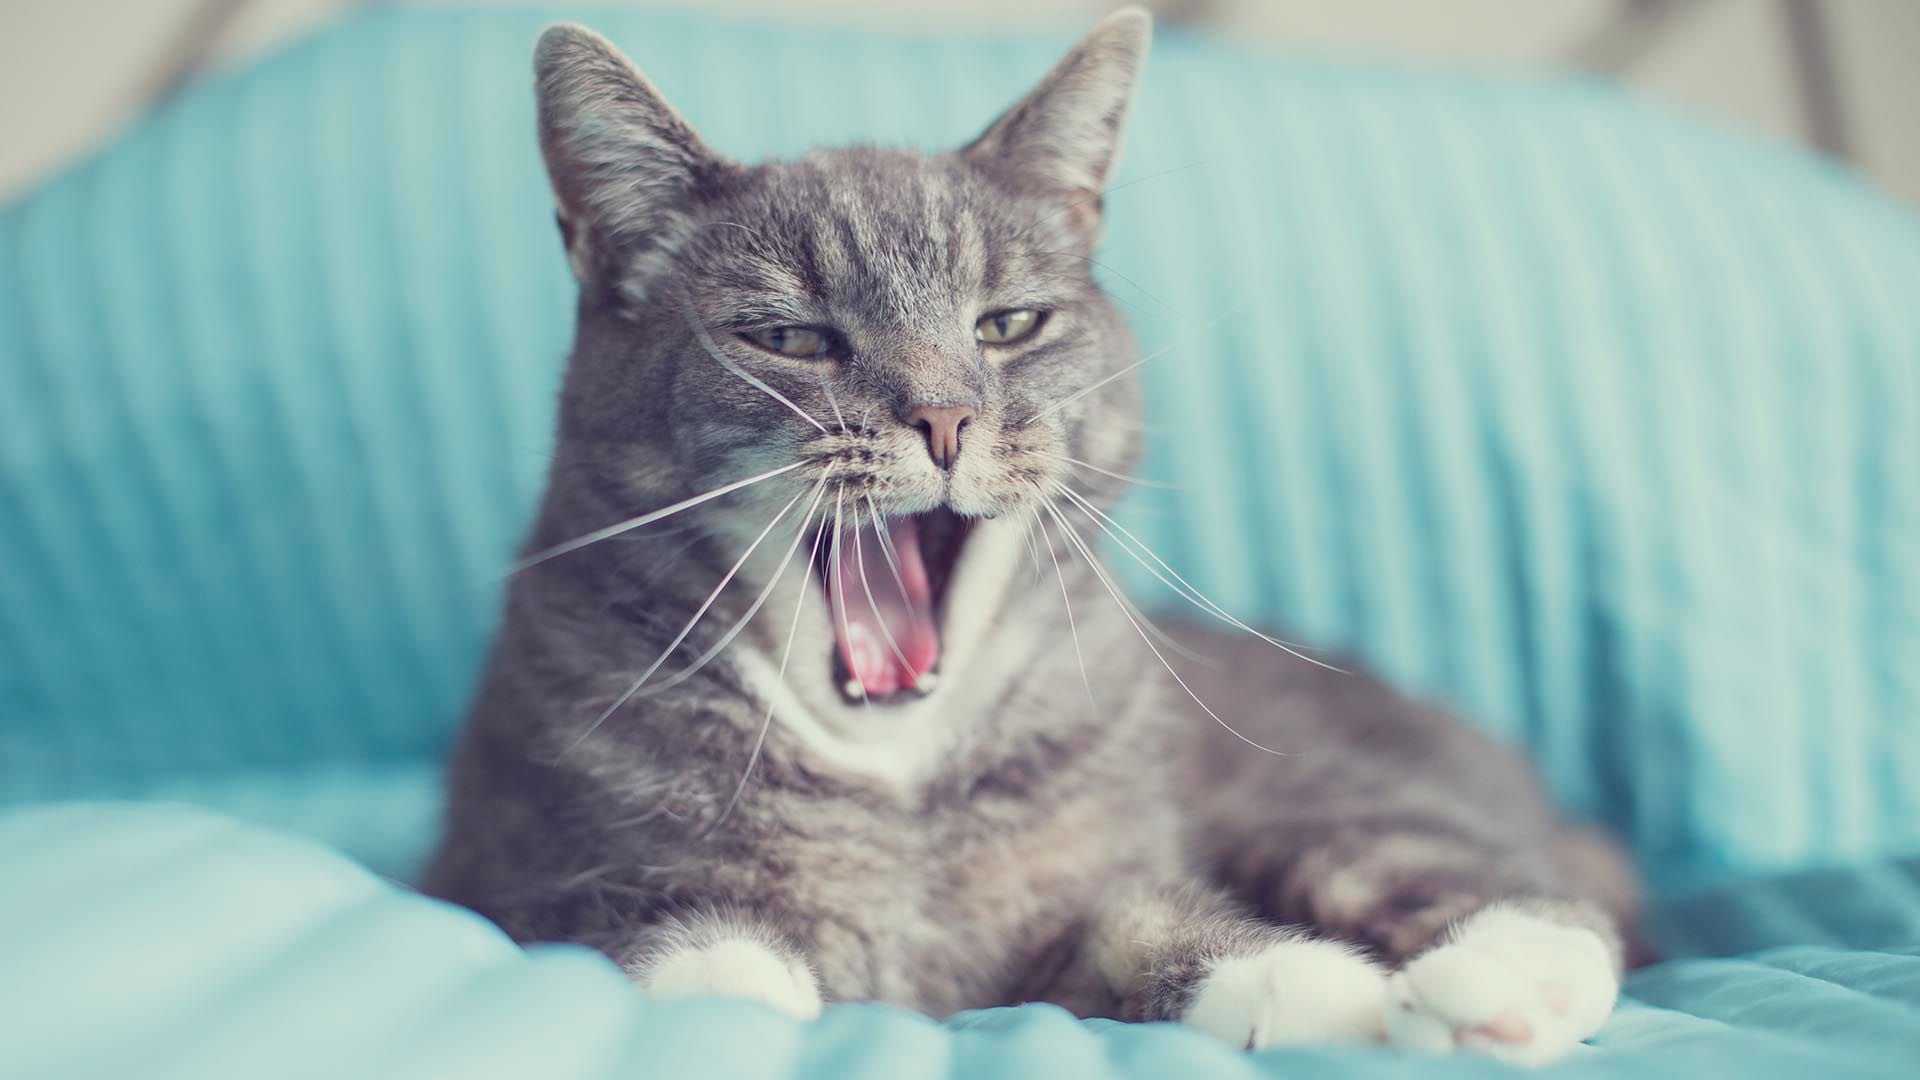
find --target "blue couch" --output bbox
[3,7,1917,1077]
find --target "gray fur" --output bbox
[425,9,1643,1028]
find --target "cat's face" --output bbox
[536,12,1149,702]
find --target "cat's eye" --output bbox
[975,309,1044,345]
[743,326,834,359]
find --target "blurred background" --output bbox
[4,0,1917,205]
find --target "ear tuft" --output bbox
[534,23,725,284]
[963,8,1153,241]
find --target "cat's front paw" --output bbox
[1181,938,1388,1049]
[1384,906,1618,1066]
[637,938,824,1020]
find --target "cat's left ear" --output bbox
[534,24,730,285]
[962,8,1152,244]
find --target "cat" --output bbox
[424,8,1643,1064]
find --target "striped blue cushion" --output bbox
[2,7,1916,887]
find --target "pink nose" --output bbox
[905,404,977,471]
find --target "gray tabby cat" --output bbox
[425,9,1644,1064]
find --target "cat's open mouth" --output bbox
[818,506,972,703]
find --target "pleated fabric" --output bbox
[1,7,1916,886]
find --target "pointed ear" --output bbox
[534,24,728,284]
[962,8,1151,243]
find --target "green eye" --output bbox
[976,309,1044,345]
[745,326,832,358]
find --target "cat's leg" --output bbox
[1082,881,1389,1049]
[1275,827,1626,1065]
[617,909,823,1019]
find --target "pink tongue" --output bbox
[828,517,940,696]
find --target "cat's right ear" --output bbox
[534,24,727,284]
[961,8,1151,246]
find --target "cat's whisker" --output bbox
[700,219,766,241]
[1034,510,1096,712]
[864,492,915,605]
[602,805,673,832]
[1019,511,1045,585]
[1003,158,1210,254]
[700,490,835,838]
[563,473,824,755]
[1025,486,1206,663]
[1096,158,1212,200]
[509,459,809,575]
[1040,505,1212,666]
[1039,451,1179,490]
[830,489,873,709]
[1040,498,1287,757]
[1022,306,1239,428]
[851,499,917,677]
[676,292,829,434]
[820,376,850,436]
[640,470,835,698]
[1029,248,1186,324]
[1050,481,1344,674]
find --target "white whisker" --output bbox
[1040,451,1178,490]
[1041,498,1286,756]
[1019,511,1045,585]
[677,293,828,433]
[851,499,916,677]
[701,491,834,837]
[1051,481,1344,674]
[1007,158,1211,254]
[1024,492,1208,664]
[820,376,849,435]
[830,489,872,707]
[641,470,835,698]
[564,475,821,755]
[1035,511,1096,712]
[1023,306,1239,427]
[864,492,914,604]
[510,459,808,575]
[1032,249,1186,324]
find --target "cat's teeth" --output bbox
[841,677,865,700]
[912,671,939,695]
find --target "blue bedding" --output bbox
[5,805,1917,1080]
[2,5,1918,1078]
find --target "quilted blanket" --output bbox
[5,805,1916,1080]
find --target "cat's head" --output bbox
[535,11,1150,703]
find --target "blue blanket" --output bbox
[5,805,1917,1080]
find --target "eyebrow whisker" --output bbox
[677,290,829,434]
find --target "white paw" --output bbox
[1385,907,1618,1066]
[638,938,824,1020]
[1182,938,1388,1049]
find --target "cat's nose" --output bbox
[903,404,977,471]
